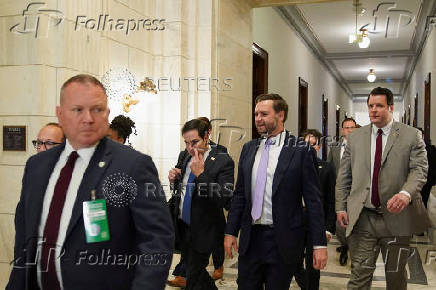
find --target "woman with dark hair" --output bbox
[107,115,137,145]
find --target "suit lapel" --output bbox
[27,144,65,239]
[272,131,296,197]
[244,139,261,202]
[363,125,372,172]
[381,122,400,166]
[64,138,113,241]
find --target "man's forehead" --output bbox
[38,125,62,137]
[61,82,107,102]
[255,100,273,110]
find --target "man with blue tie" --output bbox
[224,94,328,290]
[168,119,234,289]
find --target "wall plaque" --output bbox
[3,126,26,151]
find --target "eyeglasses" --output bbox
[32,140,62,150]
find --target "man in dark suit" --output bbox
[168,119,234,290]
[168,117,229,287]
[7,74,174,290]
[327,117,356,266]
[295,129,336,290]
[224,94,327,290]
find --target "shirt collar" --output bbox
[64,139,98,164]
[372,119,393,136]
[263,130,286,146]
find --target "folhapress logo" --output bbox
[10,2,64,38]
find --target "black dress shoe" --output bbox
[339,247,348,266]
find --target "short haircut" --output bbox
[182,119,209,139]
[367,87,394,106]
[197,117,212,131]
[44,122,65,141]
[60,74,106,104]
[341,117,357,128]
[110,115,136,144]
[302,129,322,144]
[255,93,289,122]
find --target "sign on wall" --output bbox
[3,126,26,151]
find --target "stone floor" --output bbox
[166,231,436,289]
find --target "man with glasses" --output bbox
[327,117,356,266]
[32,123,65,153]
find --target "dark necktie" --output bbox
[181,172,195,225]
[371,129,383,207]
[41,151,78,290]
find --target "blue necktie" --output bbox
[182,172,196,224]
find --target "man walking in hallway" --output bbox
[7,74,174,290]
[224,93,327,290]
[336,87,433,290]
[327,117,357,266]
[295,129,336,290]
[168,119,234,290]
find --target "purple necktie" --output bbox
[371,129,383,207]
[252,138,273,220]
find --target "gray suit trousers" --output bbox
[347,208,411,290]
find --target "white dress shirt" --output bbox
[251,131,286,225]
[340,139,347,160]
[366,119,410,208]
[37,140,97,289]
[179,147,210,218]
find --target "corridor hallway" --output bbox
[167,233,436,289]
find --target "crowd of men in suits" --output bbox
[7,73,433,290]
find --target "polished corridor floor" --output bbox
[166,232,436,289]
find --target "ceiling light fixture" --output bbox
[348,0,370,48]
[367,69,376,82]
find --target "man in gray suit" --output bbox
[336,87,432,290]
[327,117,356,266]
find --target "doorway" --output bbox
[252,43,268,140]
[424,73,431,143]
[322,95,328,160]
[298,77,308,137]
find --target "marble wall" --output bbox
[0,0,255,286]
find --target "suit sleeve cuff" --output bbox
[336,210,346,213]
[400,190,411,203]
[313,246,327,249]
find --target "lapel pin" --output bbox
[98,161,106,168]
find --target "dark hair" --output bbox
[197,117,212,131]
[60,74,106,104]
[255,93,288,122]
[302,129,322,144]
[367,87,394,106]
[182,119,209,139]
[110,115,136,144]
[44,122,65,141]
[341,117,357,128]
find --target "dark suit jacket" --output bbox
[225,132,327,264]
[168,146,234,253]
[7,138,174,290]
[316,158,336,234]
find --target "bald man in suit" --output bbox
[336,87,432,290]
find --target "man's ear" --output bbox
[388,105,394,112]
[56,106,62,126]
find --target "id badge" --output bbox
[83,193,110,243]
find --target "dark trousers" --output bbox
[294,231,320,290]
[178,219,217,290]
[172,231,225,278]
[237,225,301,290]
